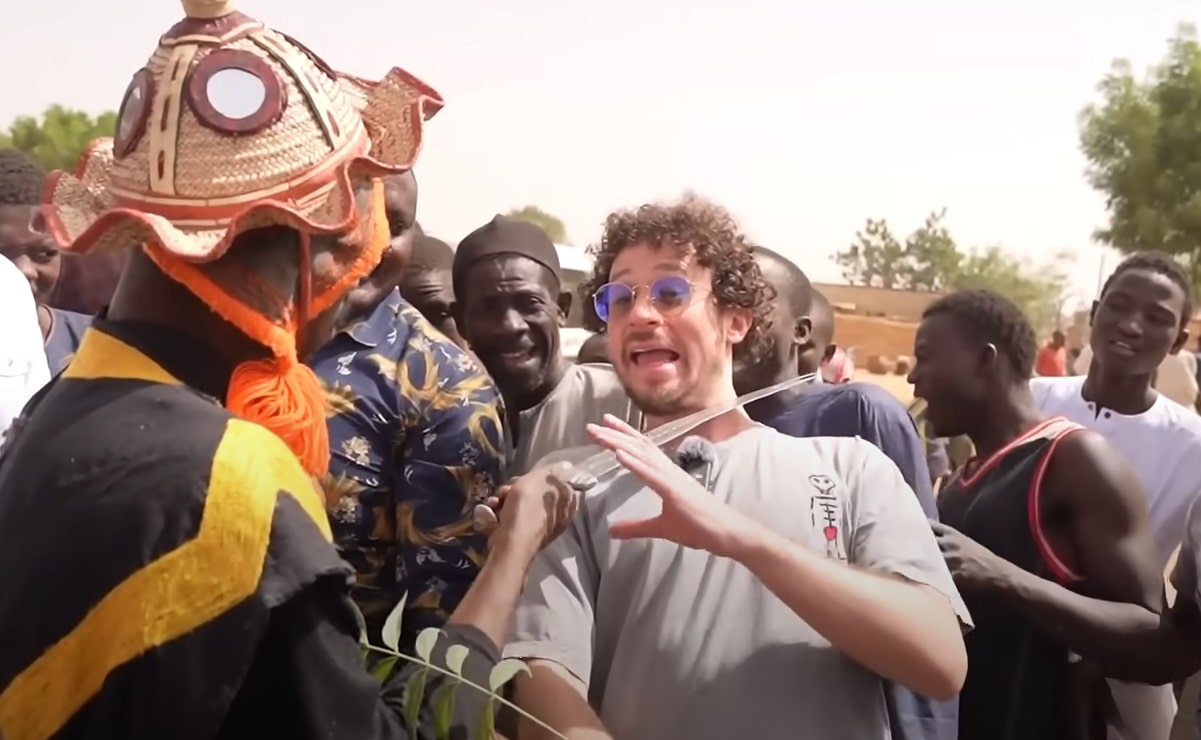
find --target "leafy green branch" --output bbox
[351,594,567,740]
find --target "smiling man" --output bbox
[0,150,92,373]
[453,215,640,473]
[506,196,969,740]
[1030,252,1201,739]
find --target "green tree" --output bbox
[835,217,906,288]
[506,205,568,244]
[1079,22,1201,286]
[834,209,962,291]
[0,105,117,172]
[832,210,1071,332]
[952,246,1071,332]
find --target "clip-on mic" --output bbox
[674,435,717,491]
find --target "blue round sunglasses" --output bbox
[593,275,696,323]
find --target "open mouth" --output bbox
[495,345,539,367]
[631,349,680,367]
[1107,339,1137,356]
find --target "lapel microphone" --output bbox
[675,435,717,492]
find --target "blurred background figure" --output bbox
[400,231,464,347]
[0,149,92,373]
[576,330,610,364]
[1034,329,1068,377]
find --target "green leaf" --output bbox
[432,682,459,740]
[488,658,531,691]
[370,656,399,682]
[445,644,470,676]
[415,627,442,662]
[349,599,369,647]
[381,592,408,652]
[402,667,429,731]
[475,700,497,740]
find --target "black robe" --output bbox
[0,320,499,740]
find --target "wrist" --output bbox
[725,515,781,566]
[983,557,1023,594]
[488,527,541,567]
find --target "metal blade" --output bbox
[472,371,818,531]
[572,371,819,482]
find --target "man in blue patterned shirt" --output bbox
[310,172,506,648]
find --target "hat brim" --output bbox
[41,67,442,264]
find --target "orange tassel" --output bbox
[226,355,330,477]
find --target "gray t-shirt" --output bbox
[506,425,971,740]
[512,362,641,475]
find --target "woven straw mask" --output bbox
[40,0,442,326]
[38,0,443,478]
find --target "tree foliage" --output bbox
[833,209,1071,331]
[1079,22,1201,287]
[506,205,569,244]
[0,105,117,172]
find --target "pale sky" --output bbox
[1,1,1192,309]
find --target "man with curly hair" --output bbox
[504,194,970,740]
[0,149,92,372]
[911,289,1162,739]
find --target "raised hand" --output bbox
[587,414,759,558]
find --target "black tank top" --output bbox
[938,417,1087,740]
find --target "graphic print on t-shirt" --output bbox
[807,474,846,562]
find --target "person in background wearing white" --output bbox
[0,255,50,439]
[1032,252,1201,740]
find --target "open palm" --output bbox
[586,414,757,558]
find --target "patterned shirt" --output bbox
[309,289,505,645]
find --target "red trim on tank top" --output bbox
[956,416,1060,489]
[1027,420,1086,584]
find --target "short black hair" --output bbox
[752,246,812,318]
[407,234,453,273]
[923,288,1038,379]
[1100,251,1194,327]
[0,149,45,206]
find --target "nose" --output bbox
[625,289,663,327]
[1114,315,1144,340]
[497,307,528,336]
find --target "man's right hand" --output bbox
[484,462,580,559]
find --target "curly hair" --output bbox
[923,288,1038,379]
[1101,251,1194,328]
[580,193,776,365]
[0,149,45,206]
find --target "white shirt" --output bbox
[1031,374,1201,740]
[1073,344,1199,409]
[0,257,49,438]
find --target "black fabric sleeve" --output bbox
[221,574,502,740]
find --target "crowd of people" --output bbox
[5,2,1201,740]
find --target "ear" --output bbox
[726,306,754,345]
[1089,300,1099,325]
[1173,327,1190,355]
[980,341,1000,372]
[556,291,573,328]
[792,316,813,349]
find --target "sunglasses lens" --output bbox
[649,276,692,311]
[594,283,633,323]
